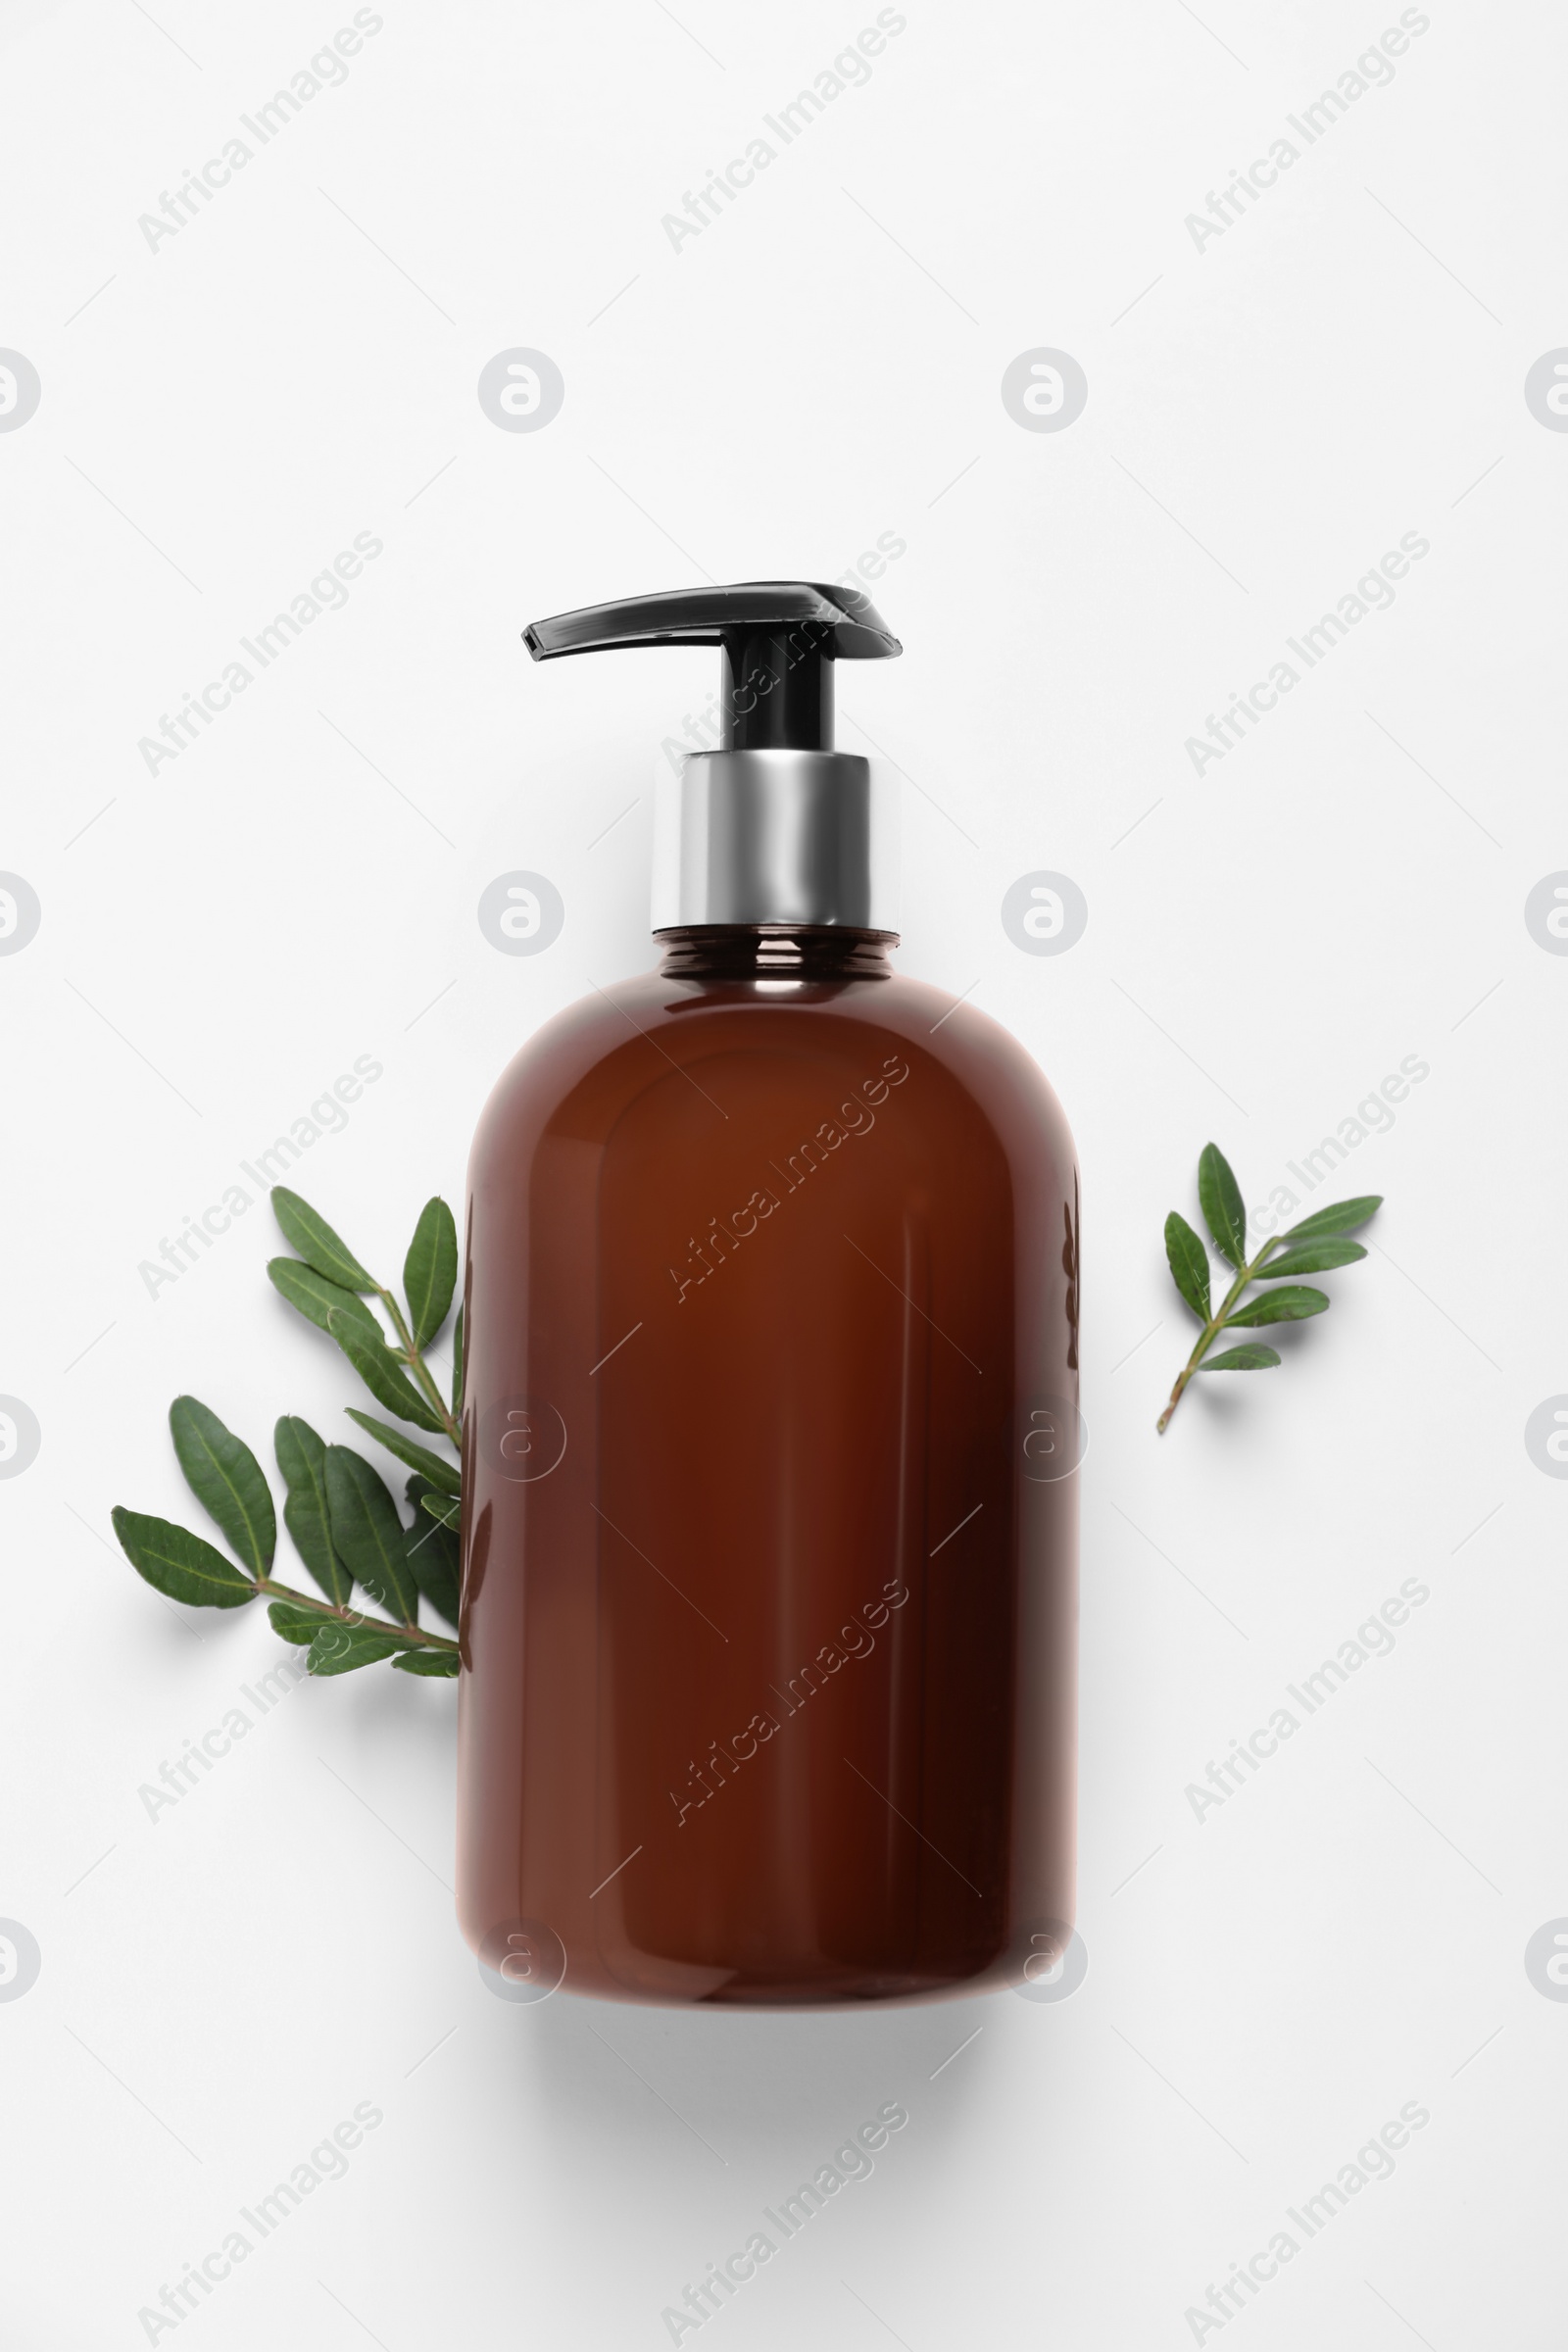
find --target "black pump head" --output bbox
[523,580,902,753]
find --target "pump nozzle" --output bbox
[523,580,901,753]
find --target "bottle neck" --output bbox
[656,924,897,982]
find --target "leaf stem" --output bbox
[1156,1239,1287,1435]
[375,1285,462,1447]
[254,1574,459,1653]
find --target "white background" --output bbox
[2,0,1566,2343]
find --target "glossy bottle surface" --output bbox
[458,929,1078,2006]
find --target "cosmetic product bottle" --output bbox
[458,583,1078,2007]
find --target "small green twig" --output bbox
[254,1573,459,1652]
[1156,1238,1287,1433]
[115,1189,465,1683]
[377,1286,461,1447]
[1156,1146,1383,1436]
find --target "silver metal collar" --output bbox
[653,749,892,931]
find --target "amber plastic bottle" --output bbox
[457,587,1079,2007]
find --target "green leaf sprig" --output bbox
[112,1189,466,1677]
[268,1186,461,1446]
[1156,1144,1382,1434]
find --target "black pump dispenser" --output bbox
[523,580,902,752]
[524,581,904,932]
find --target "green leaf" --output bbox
[404,1198,458,1349]
[169,1396,275,1576]
[393,1646,460,1677]
[274,1416,355,1606]
[326,1310,445,1434]
[344,1408,461,1494]
[1283,1195,1383,1242]
[268,1598,334,1644]
[1225,1285,1330,1328]
[405,1477,461,1629]
[268,1257,385,1346]
[1197,1144,1247,1269]
[306,1622,412,1676]
[111,1508,258,1609]
[324,1445,419,1624]
[419,1489,461,1531]
[1200,1344,1282,1371]
[451,1301,464,1418]
[270,1186,375,1292]
[1164,1211,1211,1321]
[1254,1238,1368,1279]
[405,1540,460,1632]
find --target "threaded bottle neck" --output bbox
[655,924,897,982]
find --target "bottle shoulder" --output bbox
[865,971,1077,1170]
[470,964,1075,1179]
